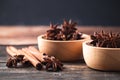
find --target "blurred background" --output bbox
[0,0,120,26]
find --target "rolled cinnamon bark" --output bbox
[6,46,19,56]
[26,46,45,62]
[6,46,27,67]
[21,48,42,70]
[6,46,28,61]
[26,46,64,72]
[6,46,63,71]
[6,46,42,70]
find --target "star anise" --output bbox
[6,55,24,68]
[44,19,83,40]
[61,19,77,40]
[43,54,63,72]
[90,31,120,48]
[45,23,61,40]
[6,55,31,68]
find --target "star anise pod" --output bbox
[90,31,120,48]
[45,23,61,40]
[44,19,83,40]
[6,55,32,68]
[43,54,63,72]
[72,31,83,40]
[6,55,24,68]
[61,19,78,40]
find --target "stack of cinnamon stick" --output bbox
[6,46,63,72]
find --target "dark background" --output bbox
[0,0,120,26]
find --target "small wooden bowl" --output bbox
[83,41,120,71]
[38,34,90,61]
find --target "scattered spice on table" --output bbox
[6,46,64,72]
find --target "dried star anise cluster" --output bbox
[6,55,31,68]
[43,53,63,72]
[90,31,120,48]
[44,20,83,40]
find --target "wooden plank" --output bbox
[0,26,47,45]
[0,62,120,80]
[0,26,120,45]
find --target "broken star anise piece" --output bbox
[43,54,63,72]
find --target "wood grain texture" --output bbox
[0,26,120,45]
[0,45,120,80]
[0,58,120,80]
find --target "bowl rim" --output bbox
[83,40,120,50]
[38,34,90,42]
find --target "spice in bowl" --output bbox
[83,31,120,71]
[43,19,83,40]
[38,19,90,61]
[90,30,120,48]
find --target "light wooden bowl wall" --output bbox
[38,34,90,61]
[83,41,120,71]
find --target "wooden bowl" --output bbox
[38,34,90,61]
[83,41,120,71]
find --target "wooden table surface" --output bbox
[0,26,120,80]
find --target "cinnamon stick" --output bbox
[20,48,42,70]
[26,46,45,62]
[6,46,42,70]
[6,46,25,67]
[6,46,19,56]
[26,46,64,71]
[6,46,28,61]
[6,46,63,71]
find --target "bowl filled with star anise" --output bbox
[83,31,120,71]
[38,20,90,61]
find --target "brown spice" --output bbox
[6,46,64,72]
[44,19,83,40]
[24,46,64,72]
[90,31,120,48]
[6,46,31,68]
[43,53,63,72]
[6,46,42,70]
[19,49,43,70]
[6,55,23,68]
